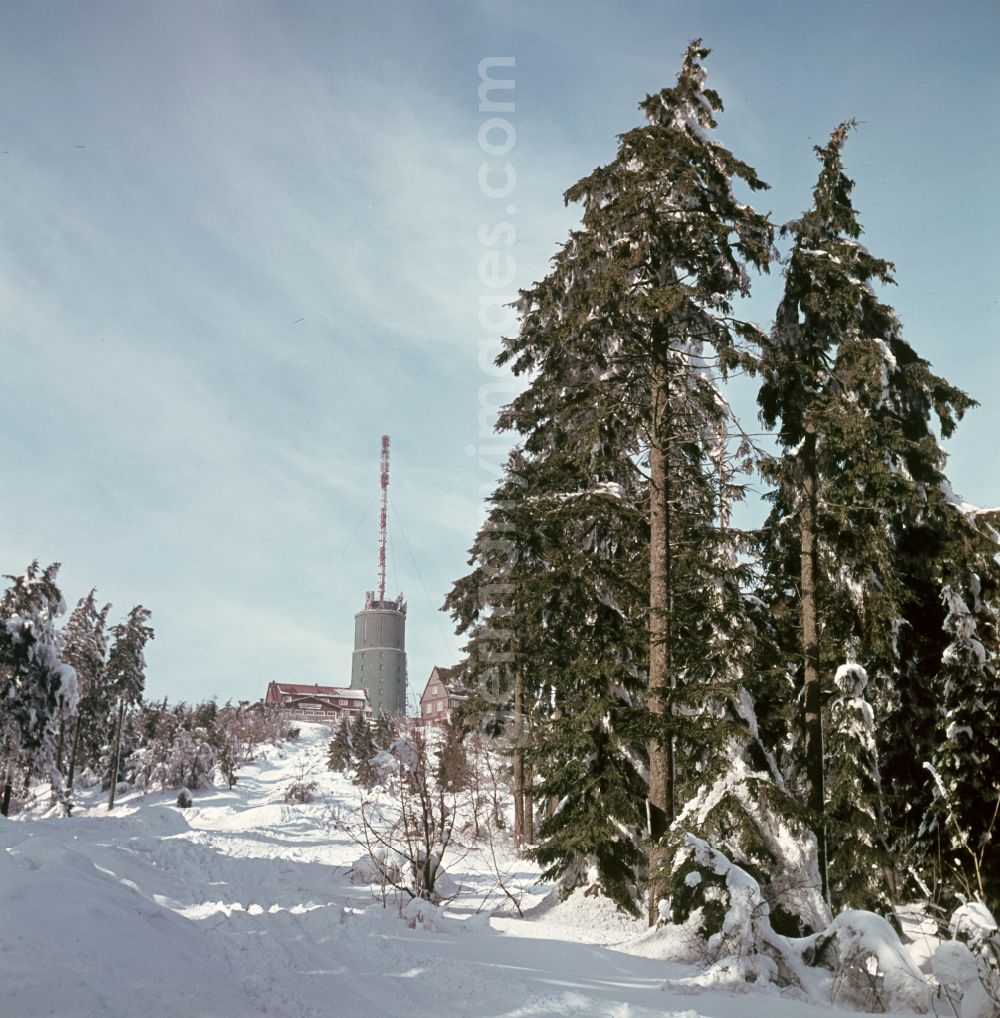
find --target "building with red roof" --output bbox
[264,681,370,724]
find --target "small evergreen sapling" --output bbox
[825,661,893,913]
[435,722,471,793]
[350,714,378,790]
[372,712,400,751]
[327,718,352,773]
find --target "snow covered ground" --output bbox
[1,724,924,1017]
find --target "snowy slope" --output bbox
[1,724,920,1017]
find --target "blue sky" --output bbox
[3,1,998,706]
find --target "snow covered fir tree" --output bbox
[448,41,999,946]
[3,24,1000,1018]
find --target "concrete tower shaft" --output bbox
[351,592,407,715]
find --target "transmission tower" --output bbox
[377,434,389,602]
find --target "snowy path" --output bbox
[1,726,882,1017]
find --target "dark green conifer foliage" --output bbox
[824,662,893,914]
[434,722,471,793]
[492,41,773,921]
[923,543,1000,911]
[444,450,539,737]
[878,500,999,895]
[446,449,649,912]
[757,122,975,909]
[372,711,399,752]
[326,718,352,773]
[349,713,378,789]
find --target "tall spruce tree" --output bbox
[446,449,649,912]
[757,122,975,908]
[494,40,773,922]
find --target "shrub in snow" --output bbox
[932,901,1000,1018]
[666,756,828,937]
[663,834,801,989]
[335,732,461,910]
[371,750,399,784]
[332,728,416,789]
[284,781,317,804]
[122,701,229,794]
[348,847,404,888]
[933,941,985,1017]
[176,788,193,809]
[800,909,931,1013]
[73,767,100,790]
[348,842,457,911]
[391,737,419,777]
[400,896,443,931]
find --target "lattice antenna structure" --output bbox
[377,435,390,602]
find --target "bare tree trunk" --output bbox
[647,365,674,925]
[0,756,15,817]
[800,423,829,905]
[513,667,525,849]
[523,702,534,844]
[49,717,68,808]
[523,765,534,844]
[67,716,83,792]
[107,698,125,811]
[55,718,66,774]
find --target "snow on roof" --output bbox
[421,665,469,700]
[270,682,367,699]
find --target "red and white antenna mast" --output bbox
[377,434,390,602]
